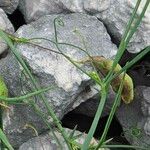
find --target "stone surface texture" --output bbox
[0,8,14,54]
[0,53,21,96]
[19,0,150,53]
[73,87,115,117]
[19,0,111,23]
[19,0,64,23]
[116,86,150,148]
[19,128,110,150]
[0,0,19,14]
[3,13,117,147]
[96,0,150,53]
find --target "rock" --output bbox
[15,13,117,118]
[18,0,150,52]
[116,86,150,148]
[83,0,111,14]
[0,53,27,148]
[61,0,84,12]
[0,8,14,54]
[96,0,150,53]
[3,13,117,147]
[19,0,64,23]
[19,128,109,150]
[0,0,19,14]
[19,0,111,23]
[73,86,115,118]
[0,53,21,96]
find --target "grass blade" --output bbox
[0,128,14,150]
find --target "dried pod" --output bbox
[79,56,134,104]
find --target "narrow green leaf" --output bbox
[0,86,55,103]
[0,128,14,150]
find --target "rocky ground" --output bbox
[0,0,150,149]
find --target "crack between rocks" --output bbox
[97,18,120,47]
[0,49,9,59]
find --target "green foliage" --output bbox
[0,76,8,98]
[0,128,13,150]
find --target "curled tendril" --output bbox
[54,17,64,27]
[53,17,64,43]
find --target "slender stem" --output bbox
[0,30,73,150]
[108,46,150,83]
[81,86,107,150]
[104,0,142,82]
[125,0,150,44]
[30,102,63,149]
[100,144,149,150]
[29,38,103,85]
[0,107,5,149]
[0,86,55,103]
[95,72,126,150]
[123,0,142,42]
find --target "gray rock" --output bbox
[19,0,111,23]
[19,0,64,23]
[19,128,109,150]
[116,86,150,148]
[0,0,19,14]
[73,86,115,118]
[4,13,117,147]
[0,53,21,96]
[0,53,26,148]
[0,8,14,54]
[15,13,117,118]
[61,0,84,12]
[18,0,150,52]
[83,0,111,14]
[61,0,111,14]
[96,0,150,53]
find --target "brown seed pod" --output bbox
[79,56,134,104]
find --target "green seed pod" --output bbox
[79,56,134,104]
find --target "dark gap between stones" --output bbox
[98,19,120,46]
[120,51,150,87]
[7,8,26,30]
[0,50,9,59]
[98,18,150,87]
[61,111,130,149]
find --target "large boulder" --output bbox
[116,86,150,149]
[0,53,21,96]
[18,0,150,54]
[96,0,150,53]
[0,8,14,54]
[19,0,64,23]
[19,0,111,23]
[0,0,19,14]
[19,128,109,150]
[3,13,117,147]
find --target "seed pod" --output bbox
[79,56,134,104]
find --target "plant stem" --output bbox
[0,30,73,150]
[81,85,107,150]
[0,86,55,103]
[104,0,142,82]
[95,72,126,150]
[101,144,149,150]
